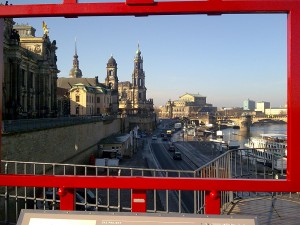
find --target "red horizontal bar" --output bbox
[0,174,297,192]
[64,0,78,4]
[126,0,155,6]
[0,1,299,18]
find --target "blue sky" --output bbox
[8,1,287,108]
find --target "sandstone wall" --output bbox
[2,119,122,167]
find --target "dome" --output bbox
[69,67,82,78]
[136,48,141,55]
[107,56,117,66]
[136,44,141,55]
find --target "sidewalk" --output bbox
[119,138,150,168]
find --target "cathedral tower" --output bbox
[132,44,146,104]
[105,55,118,91]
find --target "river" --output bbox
[221,124,287,148]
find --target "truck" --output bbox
[174,122,182,130]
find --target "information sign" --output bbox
[17,210,258,225]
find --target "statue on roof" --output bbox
[42,21,49,36]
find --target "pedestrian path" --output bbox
[226,193,300,225]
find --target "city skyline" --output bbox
[10,0,287,108]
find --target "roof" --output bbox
[99,134,131,145]
[107,56,117,66]
[56,87,68,97]
[180,93,206,98]
[57,77,106,90]
[69,83,108,94]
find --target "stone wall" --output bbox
[2,119,122,167]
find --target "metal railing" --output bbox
[0,147,289,224]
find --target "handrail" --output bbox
[0,174,292,192]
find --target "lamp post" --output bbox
[183,123,186,141]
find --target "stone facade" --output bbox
[160,93,217,118]
[57,45,118,116]
[116,46,155,132]
[69,83,112,116]
[118,45,154,116]
[3,19,59,119]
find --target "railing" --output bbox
[0,148,289,224]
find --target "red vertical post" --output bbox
[58,187,75,210]
[205,190,220,214]
[287,10,300,190]
[132,189,147,212]
[0,18,3,174]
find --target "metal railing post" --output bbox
[132,189,146,212]
[205,190,220,214]
[58,187,75,210]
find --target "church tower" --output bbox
[69,39,82,78]
[105,55,118,91]
[132,44,146,104]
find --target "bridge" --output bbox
[216,115,287,128]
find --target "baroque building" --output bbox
[58,43,155,131]
[118,45,154,115]
[160,93,217,118]
[2,19,59,119]
[104,55,119,114]
[101,46,155,131]
[69,83,112,116]
[57,42,118,116]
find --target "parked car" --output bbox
[152,135,158,140]
[162,135,169,141]
[173,152,182,160]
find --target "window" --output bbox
[97,97,100,103]
[76,96,80,102]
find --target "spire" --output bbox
[136,43,141,55]
[69,37,82,78]
[75,38,77,56]
[73,37,79,66]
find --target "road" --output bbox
[147,119,224,213]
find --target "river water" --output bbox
[221,124,287,148]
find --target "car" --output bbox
[168,145,175,152]
[173,152,182,160]
[162,135,169,141]
[152,135,158,140]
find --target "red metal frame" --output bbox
[0,1,299,18]
[1,0,300,214]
